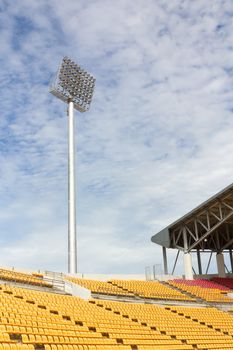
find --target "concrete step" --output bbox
[107,281,141,299]
[160,280,205,303]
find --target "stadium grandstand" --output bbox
[1,263,233,349]
[1,186,233,349]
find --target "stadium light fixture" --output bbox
[50,57,95,274]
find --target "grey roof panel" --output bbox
[151,227,170,248]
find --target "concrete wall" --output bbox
[64,280,91,299]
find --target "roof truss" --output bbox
[170,189,233,252]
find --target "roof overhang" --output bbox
[151,183,233,252]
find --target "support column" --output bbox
[197,249,202,275]
[68,100,77,274]
[229,250,233,273]
[216,252,225,277]
[162,247,168,275]
[183,227,193,280]
[184,253,193,280]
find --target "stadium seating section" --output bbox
[110,279,195,301]
[168,279,233,303]
[1,272,233,349]
[91,299,233,349]
[0,268,52,288]
[66,277,194,301]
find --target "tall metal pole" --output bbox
[50,57,95,273]
[68,99,77,274]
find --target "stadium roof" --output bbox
[151,183,233,252]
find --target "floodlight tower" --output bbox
[50,57,95,274]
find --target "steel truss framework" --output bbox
[171,188,233,253]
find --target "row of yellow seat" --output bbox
[0,345,196,350]
[0,346,34,350]
[2,345,233,350]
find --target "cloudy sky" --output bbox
[0,0,233,276]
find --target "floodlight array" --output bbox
[50,57,95,112]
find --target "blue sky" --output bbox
[1,0,233,275]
